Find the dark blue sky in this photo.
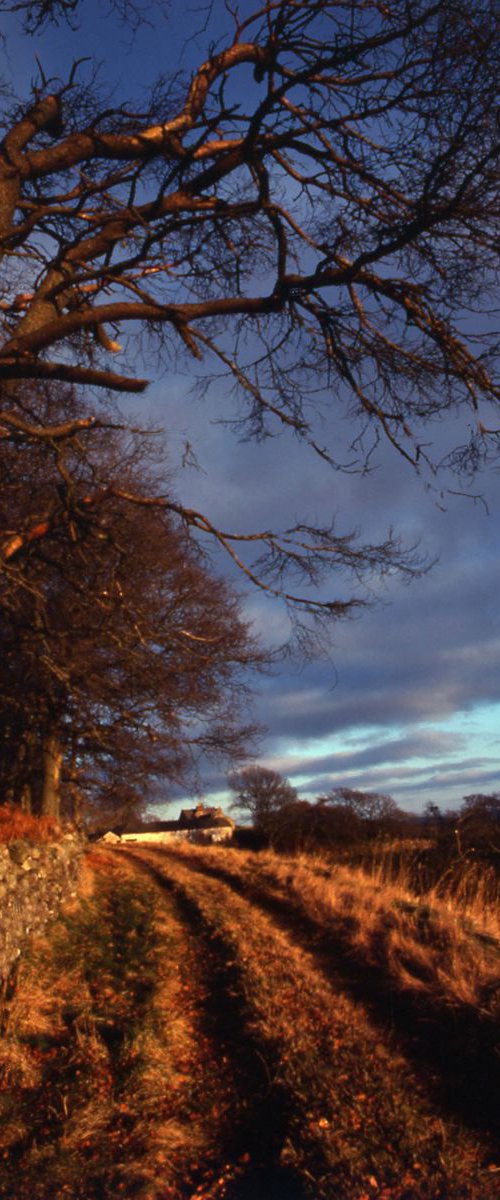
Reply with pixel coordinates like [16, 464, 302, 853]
[143, 367, 500, 813]
[3, 0, 499, 813]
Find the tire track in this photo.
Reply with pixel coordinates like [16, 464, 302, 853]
[144, 846, 500, 1148]
[124, 847, 498, 1200]
[121, 849, 309, 1200]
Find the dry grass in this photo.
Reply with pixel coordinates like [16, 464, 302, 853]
[0, 847, 246, 1200]
[0, 855, 168, 1196]
[140, 846, 499, 1200]
[168, 843, 500, 1022]
[3, 840, 499, 1198]
[0, 803, 61, 844]
[264, 851, 500, 1019]
[363, 842, 500, 932]
[114, 897, 236, 1198]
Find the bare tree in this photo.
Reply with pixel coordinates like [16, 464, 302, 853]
[320, 787, 400, 834]
[228, 765, 298, 833]
[457, 793, 500, 853]
[0, 0, 164, 31]
[0, 385, 263, 819]
[1, 0, 497, 636]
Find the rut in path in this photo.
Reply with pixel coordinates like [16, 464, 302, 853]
[126, 846, 500, 1200]
[123, 850, 309, 1200]
[147, 846, 500, 1148]
[3, 846, 497, 1198]
[0, 850, 307, 1200]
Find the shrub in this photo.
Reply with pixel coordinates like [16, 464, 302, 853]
[0, 804, 61, 844]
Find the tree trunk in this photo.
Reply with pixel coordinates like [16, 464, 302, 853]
[41, 731, 63, 819]
[19, 783, 32, 813]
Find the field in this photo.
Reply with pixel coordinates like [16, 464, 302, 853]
[0, 842, 499, 1199]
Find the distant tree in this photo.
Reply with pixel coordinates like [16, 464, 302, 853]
[267, 801, 315, 852]
[424, 802, 442, 823]
[228, 766, 298, 836]
[269, 799, 364, 852]
[316, 802, 366, 845]
[457, 793, 500, 853]
[318, 787, 402, 838]
[323, 787, 398, 823]
[422, 801, 449, 842]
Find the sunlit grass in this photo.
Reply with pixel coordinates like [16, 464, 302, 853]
[140, 846, 498, 1199]
[3, 840, 499, 1199]
[167, 842, 500, 1021]
[0, 850, 233, 1198]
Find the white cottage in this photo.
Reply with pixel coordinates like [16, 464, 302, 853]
[101, 804, 235, 846]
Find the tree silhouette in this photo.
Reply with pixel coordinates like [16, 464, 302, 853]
[228, 765, 298, 834]
[457, 793, 500, 852]
[0, 385, 262, 818]
[320, 787, 401, 835]
[1, 0, 497, 639]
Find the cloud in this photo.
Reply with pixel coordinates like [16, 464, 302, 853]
[266, 728, 468, 780]
[7, 0, 498, 821]
[142, 289, 500, 819]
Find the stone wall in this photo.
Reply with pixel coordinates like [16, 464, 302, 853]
[0, 833, 84, 983]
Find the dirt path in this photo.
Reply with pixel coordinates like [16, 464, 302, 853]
[141, 845, 500, 1144]
[0, 845, 498, 1200]
[0, 848, 307, 1200]
[125, 847, 500, 1200]
[124, 850, 310, 1200]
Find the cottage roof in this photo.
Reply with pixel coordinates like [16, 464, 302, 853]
[179, 803, 233, 827]
[119, 808, 234, 836]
